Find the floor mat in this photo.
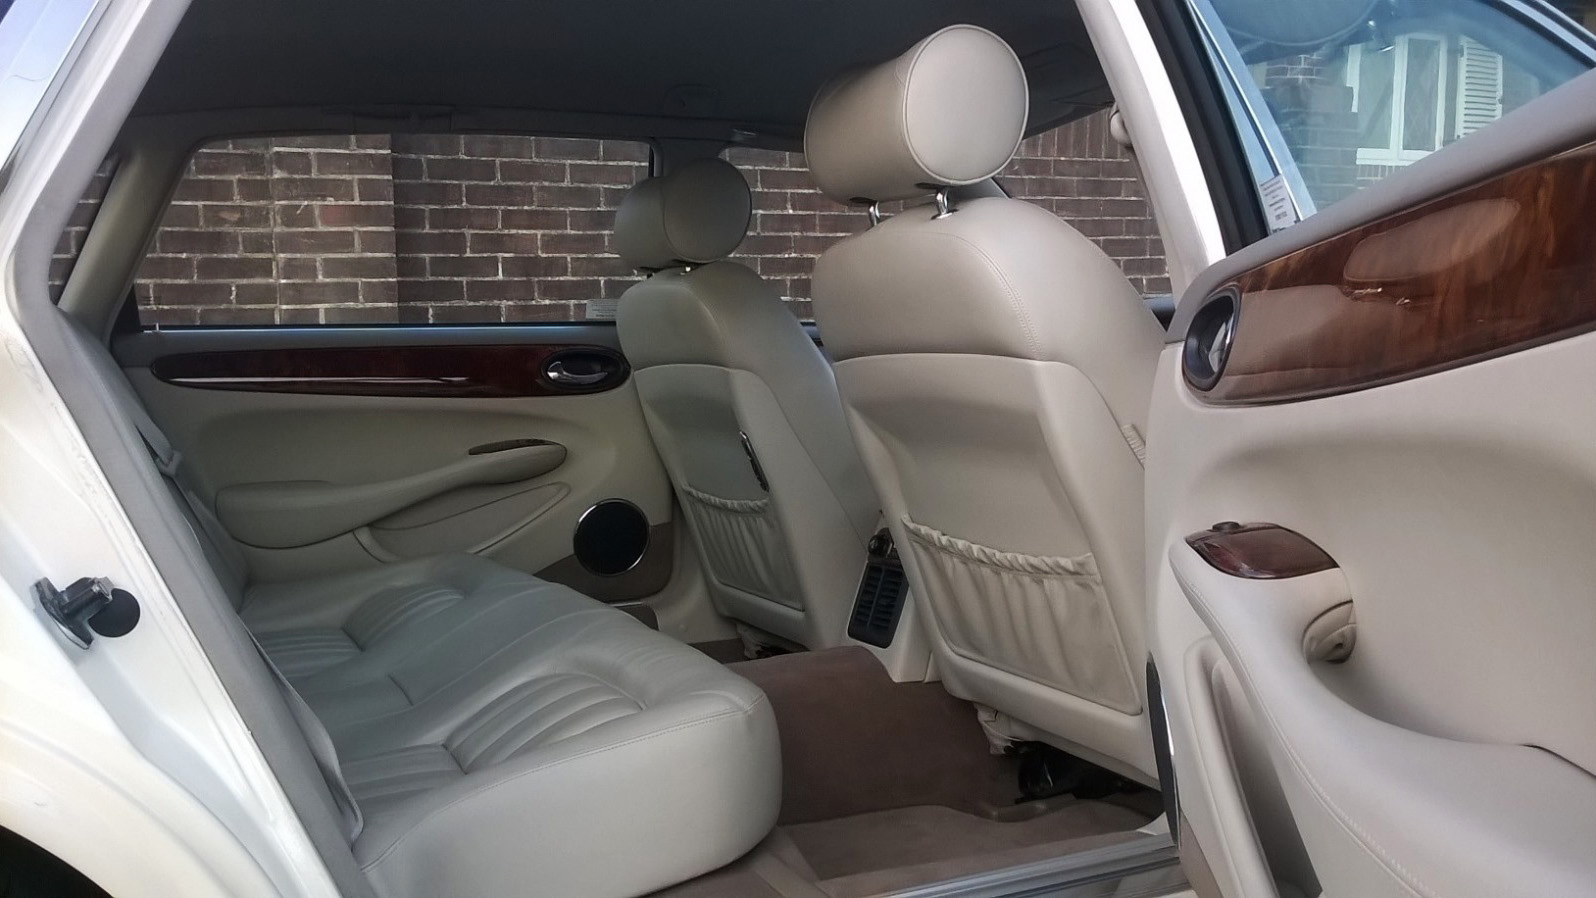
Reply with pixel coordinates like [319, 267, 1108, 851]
[784, 802, 1154, 882]
[728, 647, 1018, 824]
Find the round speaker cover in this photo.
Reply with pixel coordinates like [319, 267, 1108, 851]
[573, 500, 650, 576]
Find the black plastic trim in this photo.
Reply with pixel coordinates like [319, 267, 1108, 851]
[1147, 658, 1181, 846]
[1137, 0, 1270, 254]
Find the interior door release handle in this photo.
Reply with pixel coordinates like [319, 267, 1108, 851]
[545, 359, 609, 386]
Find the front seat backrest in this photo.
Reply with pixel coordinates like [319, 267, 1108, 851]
[805, 25, 1166, 780]
[615, 158, 878, 650]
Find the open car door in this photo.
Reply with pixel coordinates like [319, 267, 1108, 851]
[1141, 3, 1596, 895]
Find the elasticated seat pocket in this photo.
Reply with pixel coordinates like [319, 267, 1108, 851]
[680, 484, 804, 609]
[900, 517, 1138, 714]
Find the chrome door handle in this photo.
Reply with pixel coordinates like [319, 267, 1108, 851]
[545, 359, 609, 386]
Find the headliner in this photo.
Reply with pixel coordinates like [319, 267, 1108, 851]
[133, 0, 1111, 144]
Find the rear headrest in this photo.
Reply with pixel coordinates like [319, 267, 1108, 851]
[804, 25, 1028, 204]
[615, 157, 752, 270]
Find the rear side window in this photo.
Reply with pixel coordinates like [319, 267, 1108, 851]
[49, 158, 116, 302]
[724, 107, 1171, 318]
[134, 135, 650, 327]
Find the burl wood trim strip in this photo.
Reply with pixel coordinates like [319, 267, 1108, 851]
[150, 344, 629, 397]
[1202, 141, 1596, 404]
[1186, 523, 1338, 580]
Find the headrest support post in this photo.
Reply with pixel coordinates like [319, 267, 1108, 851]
[867, 202, 884, 227]
[932, 188, 954, 220]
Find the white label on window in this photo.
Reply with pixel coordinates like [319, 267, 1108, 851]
[1259, 175, 1298, 232]
[584, 299, 618, 321]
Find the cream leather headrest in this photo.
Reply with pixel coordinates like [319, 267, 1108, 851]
[615, 157, 752, 270]
[804, 25, 1028, 204]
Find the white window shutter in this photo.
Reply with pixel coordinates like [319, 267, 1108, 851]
[1454, 37, 1504, 139]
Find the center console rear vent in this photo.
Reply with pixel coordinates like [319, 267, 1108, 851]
[848, 529, 908, 648]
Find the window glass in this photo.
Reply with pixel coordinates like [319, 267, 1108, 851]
[134, 135, 650, 327]
[49, 157, 116, 302]
[1199, 0, 1595, 218]
[723, 107, 1171, 317]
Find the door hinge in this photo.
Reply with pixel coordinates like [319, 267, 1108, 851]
[34, 577, 141, 649]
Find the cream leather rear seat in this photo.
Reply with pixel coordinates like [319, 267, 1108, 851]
[68, 320, 781, 898]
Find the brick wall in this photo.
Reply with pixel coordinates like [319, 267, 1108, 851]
[53, 110, 1171, 325]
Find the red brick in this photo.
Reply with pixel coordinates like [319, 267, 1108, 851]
[465, 183, 537, 207]
[196, 257, 275, 280]
[424, 207, 499, 230]
[601, 141, 650, 163]
[428, 256, 499, 278]
[358, 230, 396, 254]
[172, 178, 236, 203]
[278, 281, 361, 304]
[425, 157, 499, 182]
[191, 151, 267, 177]
[397, 280, 465, 303]
[498, 160, 567, 183]
[468, 231, 540, 255]
[272, 177, 355, 202]
[397, 231, 466, 255]
[135, 256, 194, 280]
[201, 204, 273, 229]
[539, 232, 608, 255]
[320, 256, 397, 279]
[501, 208, 567, 230]
[567, 163, 639, 186]
[318, 203, 392, 228]
[534, 185, 601, 208]
[464, 279, 539, 301]
[314, 151, 390, 176]
[394, 181, 463, 206]
[270, 152, 313, 176]
[536, 278, 602, 300]
[356, 177, 393, 203]
[501, 256, 568, 278]
[535, 137, 605, 160]
[158, 229, 239, 254]
[274, 230, 356, 254]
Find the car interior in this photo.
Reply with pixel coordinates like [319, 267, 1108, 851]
[20, 0, 1596, 895]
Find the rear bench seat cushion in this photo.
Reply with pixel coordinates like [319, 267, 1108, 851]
[242, 555, 781, 898]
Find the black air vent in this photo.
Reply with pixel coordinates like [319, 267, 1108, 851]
[848, 531, 908, 648]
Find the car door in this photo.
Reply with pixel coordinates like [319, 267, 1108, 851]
[1139, 2, 1596, 896]
[71, 132, 684, 606]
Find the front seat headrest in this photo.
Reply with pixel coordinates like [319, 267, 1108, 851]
[615, 157, 752, 270]
[804, 24, 1028, 205]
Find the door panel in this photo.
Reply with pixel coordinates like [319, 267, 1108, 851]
[1148, 74, 1596, 898]
[113, 325, 675, 599]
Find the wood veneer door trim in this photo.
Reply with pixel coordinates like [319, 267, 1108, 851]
[148, 343, 629, 398]
[1187, 140, 1596, 405]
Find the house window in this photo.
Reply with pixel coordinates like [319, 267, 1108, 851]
[1344, 34, 1450, 166]
[1342, 35, 1505, 168]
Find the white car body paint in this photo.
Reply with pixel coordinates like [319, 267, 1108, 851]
[0, 0, 341, 893]
[1077, 0, 1227, 296]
